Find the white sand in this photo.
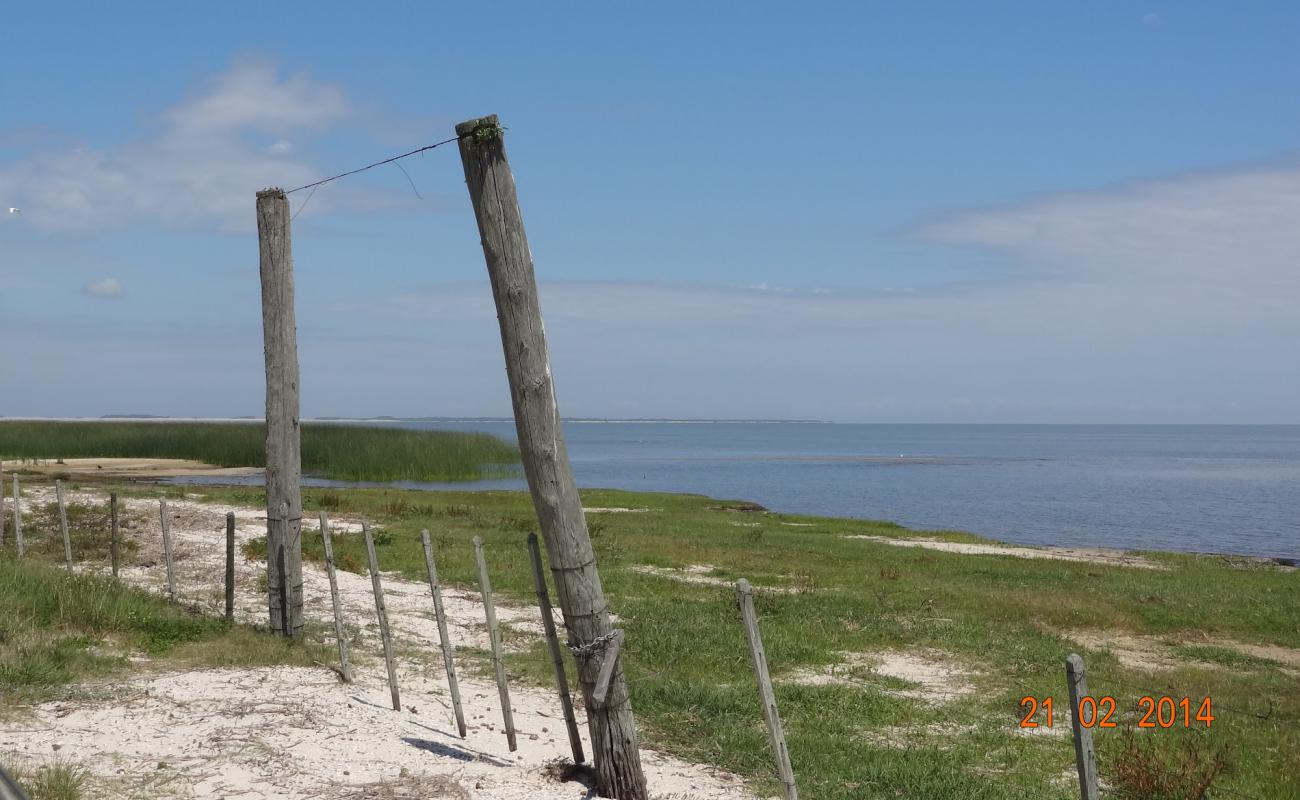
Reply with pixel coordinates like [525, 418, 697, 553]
[845, 535, 1164, 570]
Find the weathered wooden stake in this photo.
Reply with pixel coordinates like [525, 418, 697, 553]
[527, 532, 585, 764]
[12, 475, 22, 559]
[420, 529, 465, 736]
[736, 579, 798, 800]
[257, 187, 304, 638]
[319, 512, 354, 683]
[109, 492, 120, 577]
[1066, 653, 1100, 800]
[457, 114, 645, 797]
[1, 460, 6, 545]
[56, 480, 72, 569]
[473, 536, 517, 751]
[225, 513, 236, 621]
[159, 499, 177, 602]
[364, 523, 400, 710]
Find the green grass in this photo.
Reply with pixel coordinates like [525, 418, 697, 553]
[208, 484, 1300, 800]
[0, 555, 329, 708]
[2, 756, 89, 800]
[0, 420, 518, 481]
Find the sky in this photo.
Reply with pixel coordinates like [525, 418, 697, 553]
[2, 2, 1298, 423]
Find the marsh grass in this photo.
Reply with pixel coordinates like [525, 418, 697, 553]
[211, 484, 1300, 800]
[0, 421, 518, 482]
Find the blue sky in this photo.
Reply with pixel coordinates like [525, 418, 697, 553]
[2, 2, 1298, 422]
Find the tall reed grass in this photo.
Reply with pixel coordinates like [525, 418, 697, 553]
[0, 421, 518, 482]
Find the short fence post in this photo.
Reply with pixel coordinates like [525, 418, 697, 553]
[159, 499, 176, 602]
[1066, 653, 1100, 800]
[225, 513, 236, 622]
[0, 459, 6, 545]
[12, 475, 22, 559]
[735, 579, 798, 800]
[527, 531, 585, 764]
[473, 536, 517, 751]
[364, 523, 400, 710]
[109, 492, 120, 577]
[57, 480, 72, 569]
[420, 529, 466, 736]
[319, 512, 354, 683]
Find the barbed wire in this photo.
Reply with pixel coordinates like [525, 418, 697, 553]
[1091, 671, 1298, 725]
[285, 134, 465, 195]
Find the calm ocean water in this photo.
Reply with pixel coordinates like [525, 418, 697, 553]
[191, 422, 1300, 559]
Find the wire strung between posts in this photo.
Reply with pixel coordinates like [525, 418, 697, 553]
[1093, 672, 1297, 724]
[285, 134, 466, 195]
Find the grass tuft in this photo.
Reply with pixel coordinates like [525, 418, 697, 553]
[2, 756, 90, 800]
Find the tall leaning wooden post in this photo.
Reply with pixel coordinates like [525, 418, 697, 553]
[257, 188, 305, 638]
[457, 115, 648, 799]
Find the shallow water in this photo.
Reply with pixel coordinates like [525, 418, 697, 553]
[172, 422, 1300, 559]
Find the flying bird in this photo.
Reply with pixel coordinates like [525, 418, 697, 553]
[7, 208, 20, 214]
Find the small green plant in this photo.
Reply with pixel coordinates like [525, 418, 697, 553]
[472, 121, 505, 145]
[4, 756, 90, 800]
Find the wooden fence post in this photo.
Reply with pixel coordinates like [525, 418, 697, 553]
[12, 475, 22, 559]
[159, 499, 176, 602]
[364, 523, 400, 710]
[1, 460, 6, 545]
[109, 492, 120, 577]
[736, 579, 798, 800]
[319, 512, 354, 683]
[457, 114, 645, 797]
[257, 187, 304, 638]
[1066, 653, 1101, 800]
[225, 512, 236, 622]
[420, 529, 466, 736]
[527, 532, 585, 764]
[56, 480, 72, 569]
[473, 536, 517, 751]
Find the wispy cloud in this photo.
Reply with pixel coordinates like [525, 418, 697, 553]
[911, 158, 1300, 320]
[82, 277, 123, 298]
[0, 60, 385, 233]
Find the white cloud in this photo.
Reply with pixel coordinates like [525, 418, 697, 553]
[82, 277, 123, 298]
[0, 61, 362, 233]
[912, 159, 1300, 320]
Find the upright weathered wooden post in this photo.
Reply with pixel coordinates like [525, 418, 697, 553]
[0, 460, 6, 545]
[12, 474, 22, 559]
[109, 492, 120, 577]
[457, 114, 647, 799]
[225, 513, 236, 622]
[364, 523, 400, 711]
[528, 532, 585, 764]
[56, 481, 72, 569]
[1066, 654, 1100, 800]
[319, 512, 354, 683]
[474, 536, 517, 752]
[257, 188, 304, 638]
[736, 579, 798, 800]
[420, 529, 465, 736]
[159, 499, 177, 602]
